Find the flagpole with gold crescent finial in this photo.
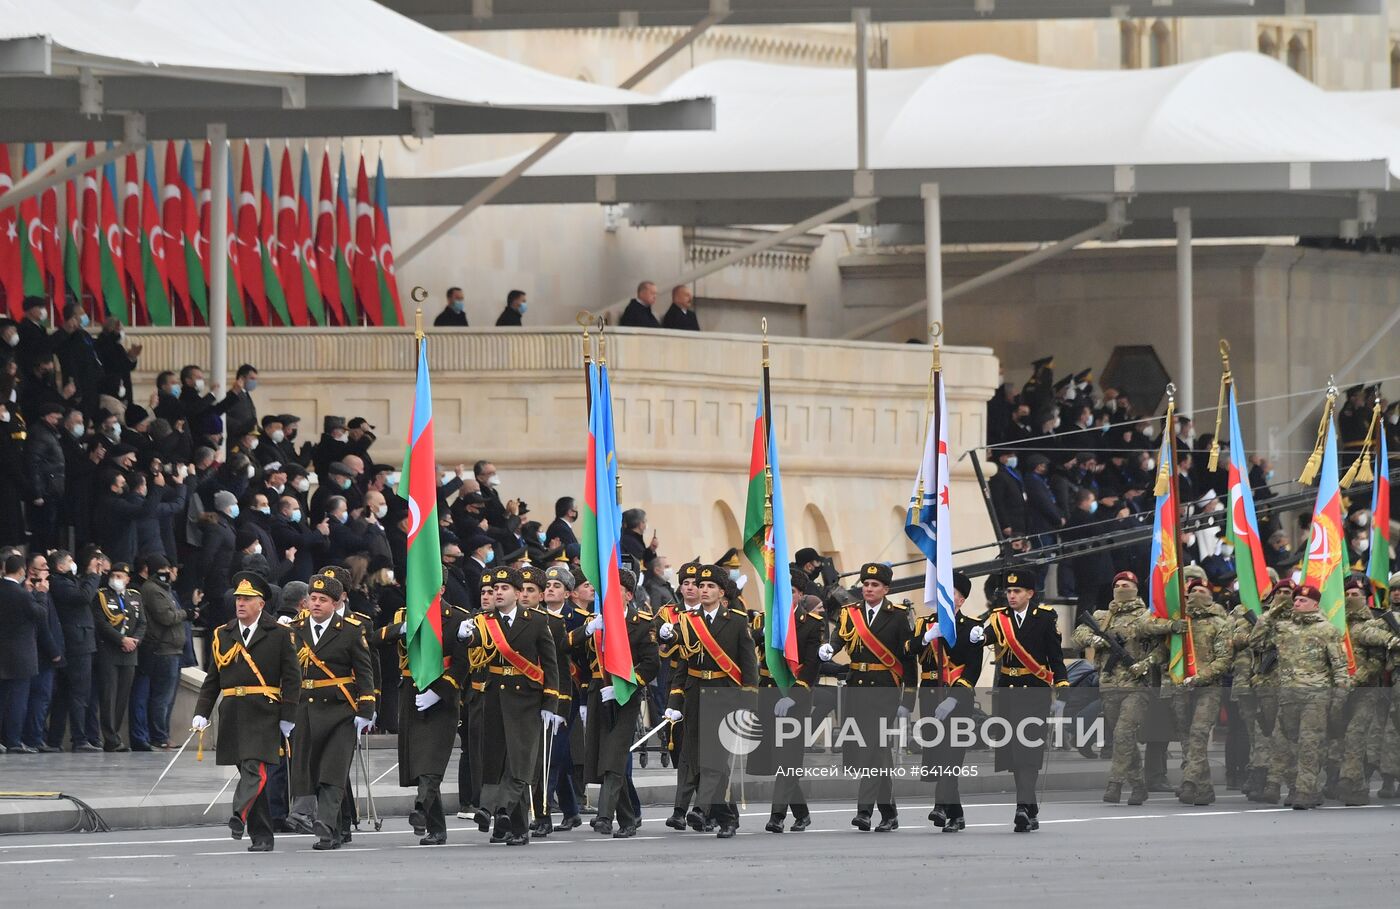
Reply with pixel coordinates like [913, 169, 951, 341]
[577, 310, 594, 414]
[761, 317, 774, 528]
[1207, 340, 1231, 473]
[1299, 378, 1339, 487]
[1341, 397, 1381, 489]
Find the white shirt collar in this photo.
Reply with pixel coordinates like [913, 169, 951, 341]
[335, 604, 345, 617]
[239, 620, 258, 637]
[499, 606, 518, 623]
[703, 606, 719, 621]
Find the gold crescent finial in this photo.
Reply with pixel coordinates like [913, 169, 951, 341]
[410, 286, 428, 304]
[575, 310, 594, 328]
[930, 322, 943, 341]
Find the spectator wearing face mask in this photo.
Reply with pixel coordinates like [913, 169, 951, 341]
[434, 286, 468, 327]
[134, 554, 186, 751]
[94, 317, 141, 405]
[548, 496, 579, 548]
[324, 494, 373, 565]
[311, 460, 357, 524]
[495, 290, 527, 327]
[94, 466, 160, 565]
[312, 416, 351, 479]
[132, 463, 188, 564]
[1064, 489, 1115, 614]
[273, 495, 329, 583]
[51, 303, 103, 419]
[987, 448, 1028, 545]
[25, 400, 67, 552]
[0, 397, 29, 548]
[193, 489, 239, 610]
[346, 418, 376, 463]
[215, 364, 259, 441]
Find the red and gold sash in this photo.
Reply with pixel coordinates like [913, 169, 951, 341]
[483, 614, 545, 684]
[683, 613, 743, 686]
[993, 611, 1054, 685]
[849, 607, 903, 682]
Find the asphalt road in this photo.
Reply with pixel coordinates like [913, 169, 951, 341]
[2, 792, 1397, 906]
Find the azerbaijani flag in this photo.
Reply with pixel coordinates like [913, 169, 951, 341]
[40, 144, 63, 308]
[296, 147, 325, 326]
[743, 385, 797, 687]
[139, 149, 170, 325]
[403, 336, 445, 689]
[373, 154, 402, 326]
[1369, 428, 1391, 600]
[179, 142, 208, 323]
[162, 141, 190, 323]
[1149, 431, 1192, 681]
[580, 361, 637, 704]
[335, 149, 357, 325]
[1302, 410, 1355, 674]
[1225, 385, 1269, 614]
[99, 154, 126, 323]
[63, 157, 80, 309]
[904, 368, 959, 649]
[121, 152, 143, 320]
[259, 145, 291, 326]
[19, 144, 45, 300]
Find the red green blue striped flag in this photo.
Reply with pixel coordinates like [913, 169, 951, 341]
[1303, 411, 1355, 674]
[403, 336, 444, 688]
[742, 384, 796, 687]
[1149, 429, 1191, 681]
[1224, 385, 1269, 614]
[1368, 428, 1391, 600]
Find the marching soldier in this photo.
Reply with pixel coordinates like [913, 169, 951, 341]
[660, 561, 704, 828]
[1336, 576, 1399, 804]
[1172, 575, 1232, 806]
[1252, 583, 1350, 808]
[92, 562, 145, 752]
[571, 568, 660, 837]
[384, 584, 471, 845]
[825, 562, 918, 833]
[1375, 572, 1400, 798]
[522, 564, 571, 836]
[766, 576, 827, 833]
[192, 571, 302, 852]
[662, 564, 759, 838]
[457, 569, 495, 827]
[289, 573, 377, 849]
[983, 568, 1068, 832]
[918, 571, 988, 830]
[1245, 578, 1293, 802]
[1225, 568, 1277, 799]
[460, 566, 564, 845]
[1070, 570, 1178, 806]
[540, 564, 583, 831]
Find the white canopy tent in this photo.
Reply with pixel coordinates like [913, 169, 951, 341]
[0, 0, 715, 404]
[390, 52, 1400, 413]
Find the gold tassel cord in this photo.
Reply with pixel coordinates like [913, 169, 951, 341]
[1340, 400, 1381, 489]
[1297, 381, 1338, 487]
[1207, 340, 1231, 473]
[1154, 387, 1176, 497]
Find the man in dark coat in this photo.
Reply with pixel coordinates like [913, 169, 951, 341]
[46, 551, 101, 752]
[663, 564, 760, 838]
[50, 303, 104, 418]
[0, 554, 47, 751]
[988, 449, 1028, 541]
[765, 583, 828, 833]
[662, 285, 700, 331]
[24, 400, 66, 552]
[1064, 489, 1116, 615]
[0, 396, 30, 548]
[193, 571, 302, 852]
[93, 466, 160, 565]
[494, 290, 526, 326]
[571, 569, 659, 837]
[93, 317, 140, 404]
[461, 566, 563, 846]
[289, 574, 376, 849]
[91, 561, 146, 752]
[433, 287, 468, 327]
[618, 281, 661, 328]
[216, 364, 259, 441]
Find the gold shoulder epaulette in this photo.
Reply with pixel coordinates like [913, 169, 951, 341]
[393, 607, 406, 624]
[343, 614, 362, 626]
[1037, 605, 1056, 614]
[889, 600, 909, 611]
[633, 609, 654, 622]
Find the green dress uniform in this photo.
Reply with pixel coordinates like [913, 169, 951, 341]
[829, 565, 918, 831]
[917, 610, 986, 830]
[466, 569, 562, 844]
[531, 601, 574, 833]
[192, 576, 302, 850]
[767, 600, 828, 831]
[91, 579, 146, 751]
[983, 569, 1068, 831]
[384, 600, 470, 842]
[290, 603, 376, 848]
[666, 569, 759, 836]
[658, 598, 702, 825]
[572, 603, 659, 834]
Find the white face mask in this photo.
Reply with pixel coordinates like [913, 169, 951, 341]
[250, 542, 262, 555]
[270, 429, 285, 443]
[248, 438, 258, 450]
[70, 423, 85, 439]
[1357, 537, 1371, 553]
[384, 570, 395, 584]
[1144, 458, 1156, 472]
[194, 378, 206, 393]
[386, 471, 401, 487]
[1142, 424, 1157, 440]
[109, 577, 126, 592]
[3, 332, 16, 347]
[375, 504, 388, 519]
[293, 477, 310, 493]
[245, 464, 256, 479]
[1355, 512, 1370, 527]
[488, 474, 501, 487]
[332, 430, 348, 443]
[290, 509, 302, 523]
[663, 568, 677, 585]
[0, 410, 8, 422]
[336, 511, 349, 524]
[1389, 412, 1399, 426]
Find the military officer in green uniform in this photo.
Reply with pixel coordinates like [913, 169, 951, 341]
[765, 573, 828, 833]
[92, 562, 145, 752]
[192, 571, 302, 852]
[664, 564, 759, 838]
[289, 573, 377, 849]
[460, 566, 564, 845]
[983, 568, 1069, 832]
[521, 564, 571, 836]
[826, 562, 918, 833]
[1336, 575, 1400, 804]
[658, 560, 703, 828]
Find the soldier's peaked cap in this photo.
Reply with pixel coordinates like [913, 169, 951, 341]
[231, 571, 270, 599]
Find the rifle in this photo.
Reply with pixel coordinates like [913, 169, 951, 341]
[1076, 610, 1135, 677]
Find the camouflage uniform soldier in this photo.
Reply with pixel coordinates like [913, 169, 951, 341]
[1374, 572, 1400, 798]
[1253, 584, 1351, 808]
[1070, 571, 1179, 805]
[1224, 566, 1277, 797]
[1244, 579, 1293, 801]
[1338, 576, 1400, 804]
[1171, 577, 1232, 806]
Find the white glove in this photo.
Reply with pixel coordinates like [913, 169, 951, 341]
[457, 620, 473, 641]
[664, 708, 683, 723]
[922, 626, 938, 645]
[601, 685, 616, 703]
[586, 615, 603, 636]
[279, 720, 295, 738]
[774, 696, 795, 718]
[896, 705, 912, 722]
[934, 697, 957, 721]
[354, 716, 374, 736]
[1051, 700, 1066, 718]
[276, 614, 292, 626]
[579, 706, 588, 726]
[817, 643, 834, 662]
[1181, 675, 1198, 689]
[659, 622, 675, 641]
[399, 622, 407, 635]
[415, 690, 441, 712]
[541, 710, 565, 732]
[734, 575, 748, 591]
[968, 626, 985, 644]
[191, 715, 209, 731]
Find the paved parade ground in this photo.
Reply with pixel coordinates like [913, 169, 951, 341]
[1, 793, 1397, 906]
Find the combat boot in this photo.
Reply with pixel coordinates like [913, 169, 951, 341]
[1126, 784, 1148, 806]
[1102, 782, 1122, 804]
[1378, 775, 1398, 799]
[1192, 786, 1216, 806]
[1176, 782, 1197, 805]
[1258, 781, 1281, 805]
[1339, 779, 1369, 807]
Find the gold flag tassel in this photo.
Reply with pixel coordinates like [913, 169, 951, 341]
[1154, 387, 1176, 497]
[1340, 399, 1381, 488]
[1298, 381, 1338, 487]
[1206, 341, 1231, 473]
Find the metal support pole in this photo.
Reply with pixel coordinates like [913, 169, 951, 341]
[854, 7, 870, 175]
[208, 123, 229, 451]
[1175, 206, 1193, 419]
[923, 182, 942, 335]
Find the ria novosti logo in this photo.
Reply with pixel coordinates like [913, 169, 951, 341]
[716, 708, 763, 757]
